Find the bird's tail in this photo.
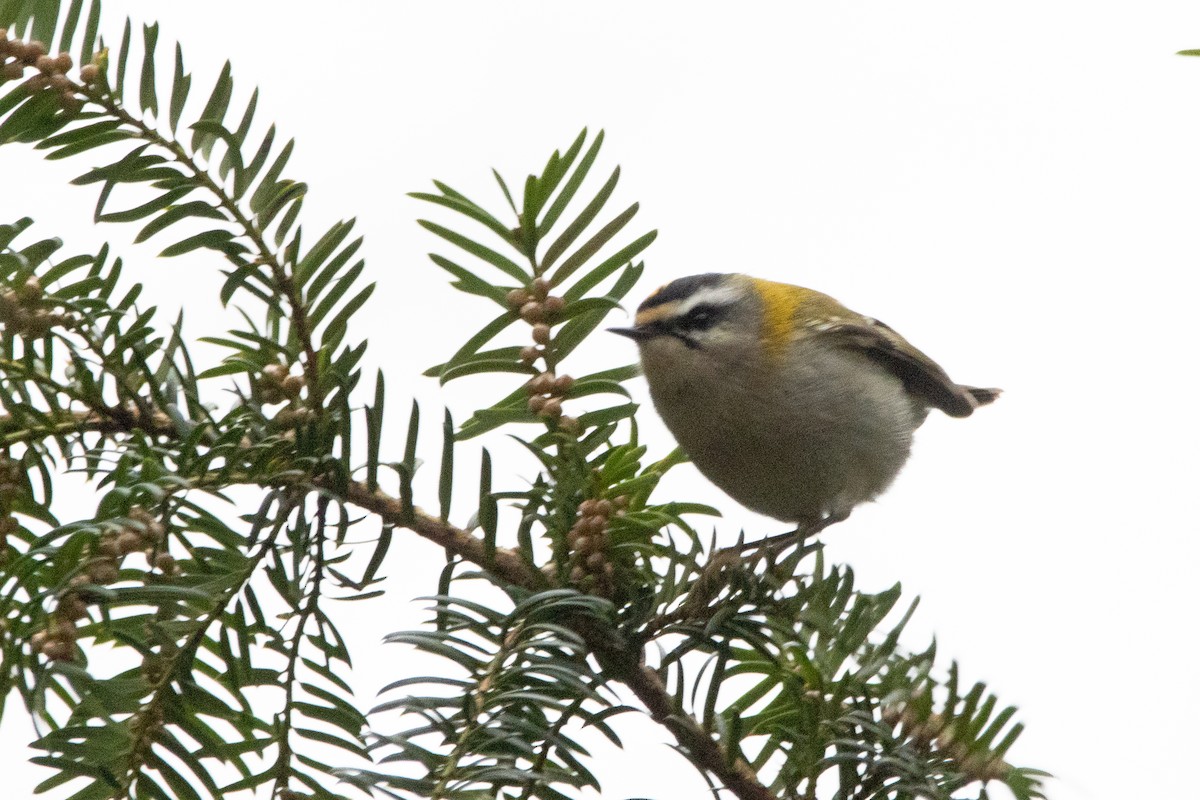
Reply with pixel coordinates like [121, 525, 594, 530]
[965, 386, 1003, 408]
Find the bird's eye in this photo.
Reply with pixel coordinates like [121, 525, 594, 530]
[680, 304, 720, 331]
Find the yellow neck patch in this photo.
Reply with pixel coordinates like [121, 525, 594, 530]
[750, 278, 809, 359]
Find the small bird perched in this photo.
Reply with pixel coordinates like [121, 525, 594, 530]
[610, 273, 999, 538]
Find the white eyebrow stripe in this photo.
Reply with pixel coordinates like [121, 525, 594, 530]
[674, 284, 741, 316]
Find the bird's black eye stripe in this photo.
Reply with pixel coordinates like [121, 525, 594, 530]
[678, 303, 721, 331]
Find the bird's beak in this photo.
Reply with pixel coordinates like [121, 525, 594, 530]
[607, 326, 654, 342]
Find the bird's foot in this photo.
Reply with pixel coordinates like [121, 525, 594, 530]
[727, 510, 851, 561]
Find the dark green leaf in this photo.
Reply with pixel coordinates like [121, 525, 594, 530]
[135, 201, 227, 243]
[191, 60, 232, 158]
[562, 231, 656, 302]
[189, 119, 244, 176]
[159, 228, 237, 258]
[409, 192, 516, 248]
[139, 22, 159, 115]
[418, 219, 528, 283]
[114, 17, 132, 100]
[437, 358, 532, 385]
[169, 42, 191, 133]
[542, 166, 619, 271]
[439, 409, 454, 521]
[457, 407, 538, 440]
[538, 129, 604, 236]
[430, 254, 512, 306]
[550, 202, 638, 287]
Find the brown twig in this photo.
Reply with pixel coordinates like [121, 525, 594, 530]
[341, 484, 778, 800]
[340, 480, 543, 590]
[1, 406, 782, 800]
[575, 621, 777, 800]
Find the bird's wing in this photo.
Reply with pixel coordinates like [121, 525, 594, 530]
[808, 316, 992, 417]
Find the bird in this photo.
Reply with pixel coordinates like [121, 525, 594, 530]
[609, 273, 999, 541]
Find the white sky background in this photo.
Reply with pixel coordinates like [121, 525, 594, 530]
[2, 1, 1200, 798]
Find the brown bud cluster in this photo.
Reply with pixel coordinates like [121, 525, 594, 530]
[883, 702, 1010, 784]
[0, 454, 24, 507]
[259, 364, 313, 426]
[507, 277, 568, 361]
[258, 363, 306, 405]
[274, 406, 317, 427]
[138, 652, 167, 684]
[511, 282, 579, 432]
[0, 453, 26, 563]
[566, 496, 628, 596]
[507, 278, 584, 433]
[79, 506, 171, 581]
[0, 30, 93, 112]
[519, 345, 542, 366]
[128, 702, 164, 739]
[0, 511, 17, 561]
[29, 619, 77, 662]
[30, 507, 178, 662]
[525, 369, 576, 426]
[0, 277, 72, 338]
